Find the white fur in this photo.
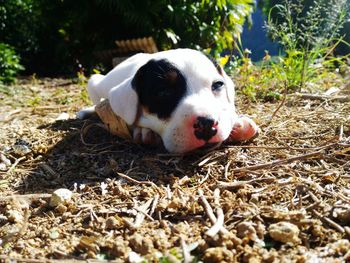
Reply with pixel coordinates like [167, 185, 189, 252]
[78, 48, 238, 153]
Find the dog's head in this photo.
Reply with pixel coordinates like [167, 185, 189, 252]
[109, 49, 238, 153]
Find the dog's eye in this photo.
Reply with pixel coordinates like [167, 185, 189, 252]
[211, 81, 224, 92]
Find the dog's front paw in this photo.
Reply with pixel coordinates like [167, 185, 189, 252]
[227, 116, 259, 143]
[133, 127, 162, 145]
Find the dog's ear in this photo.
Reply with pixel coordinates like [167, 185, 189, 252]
[108, 77, 139, 125]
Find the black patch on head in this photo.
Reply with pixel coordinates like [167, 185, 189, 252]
[131, 59, 187, 119]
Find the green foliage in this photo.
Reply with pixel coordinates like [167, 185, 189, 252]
[264, 0, 349, 90]
[234, 0, 350, 101]
[94, 0, 254, 55]
[233, 49, 284, 101]
[0, 0, 40, 62]
[260, 0, 350, 56]
[0, 0, 254, 75]
[159, 247, 183, 263]
[0, 43, 24, 84]
[233, 47, 345, 102]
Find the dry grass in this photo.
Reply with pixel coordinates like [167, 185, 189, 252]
[0, 77, 350, 262]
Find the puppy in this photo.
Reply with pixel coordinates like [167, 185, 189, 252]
[77, 48, 240, 153]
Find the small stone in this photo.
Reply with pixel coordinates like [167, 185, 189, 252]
[12, 144, 31, 156]
[326, 239, 350, 255]
[78, 236, 99, 253]
[7, 210, 24, 223]
[50, 188, 73, 207]
[0, 163, 7, 171]
[129, 233, 154, 255]
[55, 204, 68, 214]
[255, 221, 267, 239]
[268, 221, 300, 244]
[236, 221, 258, 241]
[203, 247, 234, 263]
[50, 229, 60, 239]
[0, 153, 11, 166]
[105, 216, 119, 230]
[332, 206, 350, 224]
[109, 237, 129, 258]
[128, 251, 144, 263]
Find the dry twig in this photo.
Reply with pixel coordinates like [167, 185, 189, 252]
[291, 93, 350, 102]
[266, 82, 287, 126]
[230, 150, 323, 173]
[6, 156, 26, 174]
[116, 172, 156, 187]
[205, 207, 225, 237]
[198, 189, 229, 235]
[181, 238, 192, 263]
[312, 209, 345, 233]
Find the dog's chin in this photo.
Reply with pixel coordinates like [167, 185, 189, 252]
[165, 141, 222, 155]
[181, 141, 223, 155]
[197, 141, 222, 152]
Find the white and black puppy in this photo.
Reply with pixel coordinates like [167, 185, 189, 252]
[77, 48, 239, 153]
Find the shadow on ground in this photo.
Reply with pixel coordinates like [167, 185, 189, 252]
[19, 116, 210, 194]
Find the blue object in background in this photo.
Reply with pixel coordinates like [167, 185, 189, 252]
[241, 6, 281, 61]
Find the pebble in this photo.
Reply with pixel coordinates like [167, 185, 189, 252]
[78, 236, 99, 253]
[332, 206, 350, 224]
[268, 221, 300, 244]
[0, 153, 11, 166]
[0, 163, 7, 171]
[105, 216, 119, 230]
[50, 229, 60, 239]
[55, 204, 68, 214]
[203, 247, 234, 263]
[129, 233, 154, 255]
[49, 188, 73, 207]
[12, 144, 31, 156]
[128, 251, 144, 263]
[7, 210, 24, 223]
[236, 221, 258, 240]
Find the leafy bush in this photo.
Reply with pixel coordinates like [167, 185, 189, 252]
[0, 0, 39, 66]
[93, 0, 255, 55]
[264, 0, 349, 90]
[260, 0, 350, 56]
[1, 0, 255, 75]
[233, 0, 349, 101]
[0, 43, 24, 84]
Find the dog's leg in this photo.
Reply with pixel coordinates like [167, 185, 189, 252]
[76, 106, 96, 119]
[76, 74, 106, 119]
[227, 116, 259, 142]
[133, 127, 162, 145]
[87, 74, 105, 104]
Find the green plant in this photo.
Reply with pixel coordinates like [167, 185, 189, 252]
[0, 0, 40, 66]
[0, 43, 24, 84]
[159, 248, 183, 263]
[1, 0, 255, 75]
[265, 0, 350, 90]
[233, 48, 284, 101]
[96, 0, 255, 57]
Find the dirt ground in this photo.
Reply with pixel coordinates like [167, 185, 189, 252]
[0, 77, 350, 262]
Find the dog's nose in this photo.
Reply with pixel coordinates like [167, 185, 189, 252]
[193, 116, 218, 141]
